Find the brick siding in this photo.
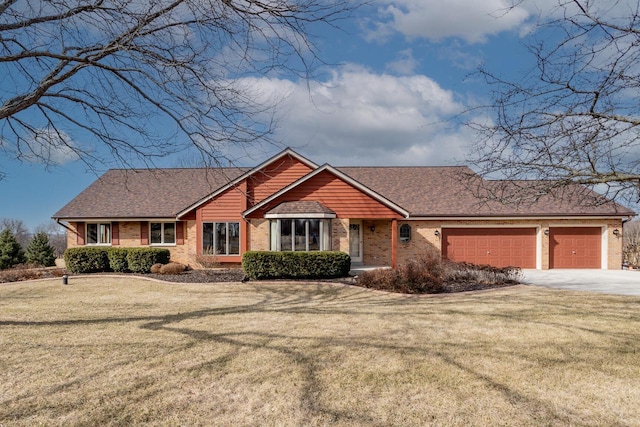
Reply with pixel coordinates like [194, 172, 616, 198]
[65, 217, 624, 270]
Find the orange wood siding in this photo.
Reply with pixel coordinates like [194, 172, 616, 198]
[197, 182, 246, 263]
[200, 186, 244, 221]
[247, 155, 313, 205]
[248, 170, 402, 219]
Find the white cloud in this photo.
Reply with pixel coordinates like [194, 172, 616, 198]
[21, 129, 80, 165]
[237, 65, 475, 166]
[370, 0, 531, 43]
[367, 0, 640, 43]
[385, 49, 418, 75]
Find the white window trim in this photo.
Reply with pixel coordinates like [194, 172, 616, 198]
[269, 219, 331, 252]
[150, 222, 177, 246]
[202, 221, 240, 256]
[86, 222, 112, 246]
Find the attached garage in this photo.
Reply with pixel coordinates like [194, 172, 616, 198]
[549, 227, 602, 269]
[442, 228, 537, 268]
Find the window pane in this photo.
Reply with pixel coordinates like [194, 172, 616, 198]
[203, 223, 214, 254]
[229, 222, 240, 255]
[400, 224, 411, 242]
[215, 223, 227, 255]
[295, 219, 306, 251]
[87, 224, 97, 244]
[270, 220, 278, 251]
[150, 223, 162, 244]
[308, 220, 320, 251]
[321, 220, 331, 251]
[280, 219, 292, 251]
[164, 223, 175, 244]
[100, 224, 111, 244]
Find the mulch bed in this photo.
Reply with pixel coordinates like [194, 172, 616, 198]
[143, 268, 247, 283]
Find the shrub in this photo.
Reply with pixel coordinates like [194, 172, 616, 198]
[356, 252, 522, 294]
[357, 255, 446, 294]
[194, 254, 220, 269]
[0, 229, 26, 270]
[243, 251, 351, 280]
[0, 265, 68, 283]
[126, 248, 170, 273]
[443, 262, 522, 286]
[25, 232, 56, 267]
[160, 262, 187, 275]
[107, 248, 129, 272]
[64, 247, 110, 273]
[64, 247, 170, 274]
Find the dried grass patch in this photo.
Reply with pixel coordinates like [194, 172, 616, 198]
[1, 278, 639, 426]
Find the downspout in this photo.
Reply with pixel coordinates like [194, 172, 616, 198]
[54, 218, 73, 233]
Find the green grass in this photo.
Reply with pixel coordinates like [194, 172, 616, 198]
[1, 277, 639, 426]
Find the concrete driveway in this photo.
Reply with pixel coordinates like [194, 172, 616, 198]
[522, 269, 640, 296]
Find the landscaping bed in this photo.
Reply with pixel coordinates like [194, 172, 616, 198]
[144, 268, 246, 283]
[2, 263, 520, 294]
[355, 254, 522, 294]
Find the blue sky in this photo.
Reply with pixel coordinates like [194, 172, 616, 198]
[0, 0, 580, 230]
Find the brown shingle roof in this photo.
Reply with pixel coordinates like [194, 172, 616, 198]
[53, 163, 635, 220]
[337, 166, 635, 217]
[53, 168, 248, 219]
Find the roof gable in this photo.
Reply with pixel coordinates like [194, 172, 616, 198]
[177, 148, 317, 218]
[244, 164, 409, 219]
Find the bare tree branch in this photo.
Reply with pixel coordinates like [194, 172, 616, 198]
[467, 0, 640, 207]
[0, 0, 357, 174]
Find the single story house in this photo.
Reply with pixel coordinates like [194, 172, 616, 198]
[53, 149, 635, 270]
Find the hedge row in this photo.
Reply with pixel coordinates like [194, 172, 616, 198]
[242, 251, 351, 280]
[64, 247, 171, 274]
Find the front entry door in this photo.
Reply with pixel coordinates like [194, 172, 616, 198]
[349, 221, 363, 263]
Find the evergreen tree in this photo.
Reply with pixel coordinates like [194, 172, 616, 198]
[25, 232, 56, 267]
[0, 229, 26, 270]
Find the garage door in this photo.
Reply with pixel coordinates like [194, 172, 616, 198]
[442, 228, 536, 268]
[549, 227, 601, 269]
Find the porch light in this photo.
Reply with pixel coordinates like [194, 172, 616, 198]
[544, 229, 550, 236]
[370, 225, 376, 232]
[434, 230, 440, 238]
[613, 229, 620, 236]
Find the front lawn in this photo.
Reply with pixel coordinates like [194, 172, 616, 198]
[1, 278, 639, 425]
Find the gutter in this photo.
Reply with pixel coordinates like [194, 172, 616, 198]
[54, 218, 74, 233]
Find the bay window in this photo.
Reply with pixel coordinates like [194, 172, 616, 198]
[270, 219, 331, 251]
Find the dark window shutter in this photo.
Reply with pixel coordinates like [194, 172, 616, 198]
[76, 222, 85, 245]
[140, 221, 149, 245]
[112, 222, 120, 245]
[176, 221, 185, 245]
